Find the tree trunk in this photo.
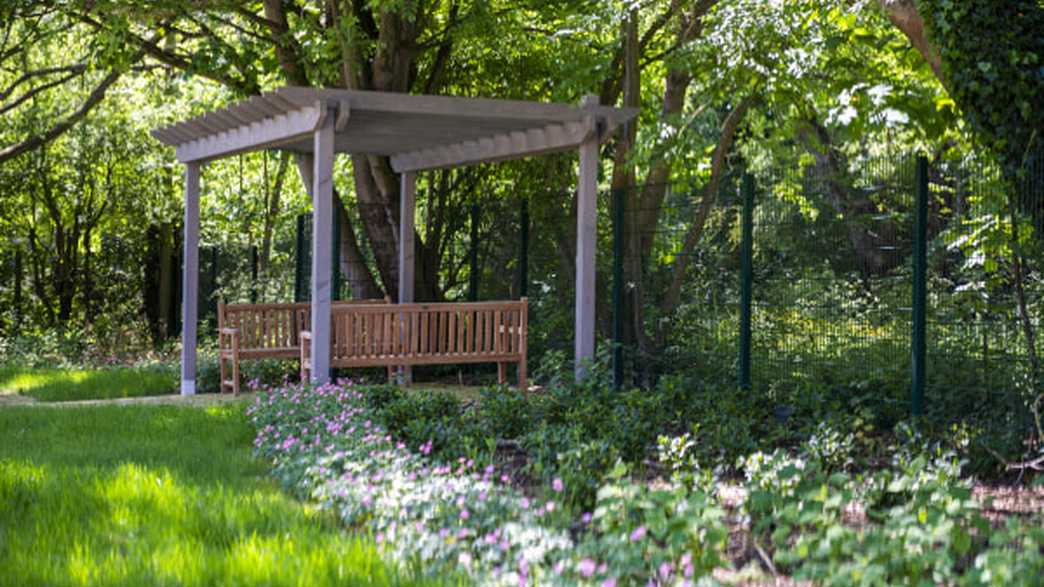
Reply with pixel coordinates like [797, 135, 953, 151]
[260, 151, 290, 274]
[293, 154, 383, 299]
[608, 11, 644, 353]
[800, 117, 900, 275]
[157, 223, 174, 340]
[143, 224, 162, 346]
[877, 0, 946, 87]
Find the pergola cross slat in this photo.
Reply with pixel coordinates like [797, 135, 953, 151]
[151, 86, 637, 393]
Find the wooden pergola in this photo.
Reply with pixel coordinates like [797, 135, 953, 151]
[152, 87, 637, 394]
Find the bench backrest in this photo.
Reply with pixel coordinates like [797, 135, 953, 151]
[330, 299, 527, 361]
[219, 298, 388, 351]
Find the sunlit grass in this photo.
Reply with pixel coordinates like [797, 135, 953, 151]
[0, 403, 444, 587]
[0, 365, 175, 401]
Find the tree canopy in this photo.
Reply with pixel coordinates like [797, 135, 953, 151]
[0, 0, 1041, 350]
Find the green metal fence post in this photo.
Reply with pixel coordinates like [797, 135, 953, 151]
[173, 231, 182, 337]
[250, 245, 258, 304]
[738, 174, 754, 390]
[294, 214, 305, 302]
[332, 209, 341, 301]
[13, 249, 22, 335]
[469, 204, 480, 302]
[519, 199, 529, 298]
[209, 246, 219, 331]
[912, 155, 928, 417]
[612, 187, 625, 390]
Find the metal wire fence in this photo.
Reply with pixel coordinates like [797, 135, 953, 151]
[608, 148, 1044, 425]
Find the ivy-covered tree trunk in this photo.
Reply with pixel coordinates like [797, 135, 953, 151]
[884, 0, 1044, 440]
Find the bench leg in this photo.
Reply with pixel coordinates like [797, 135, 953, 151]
[231, 353, 240, 395]
[518, 359, 526, 391]
[219, 354, 228, 393]
[497, 362, 506, 385]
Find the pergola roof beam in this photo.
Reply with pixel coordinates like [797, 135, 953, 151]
[173, 103, 326, 163]
[390, 119, 596, 172]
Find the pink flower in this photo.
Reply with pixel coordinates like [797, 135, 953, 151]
[630, 526, 646, 542]
[581, 512, 593, 524]
[419, 440, 433, 455]
[602, 579, 617, 587]
[578, 558, 597, 578]
[552, 477, 564, 492]
[460, 509, 470, 520]
[659, 561, 673, 579]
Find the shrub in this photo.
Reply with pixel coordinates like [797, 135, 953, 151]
[249, 380, 1044, 586]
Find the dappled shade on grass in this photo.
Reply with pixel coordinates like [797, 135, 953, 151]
[0, 365, 175, 401]
[0, 403, 435, 587]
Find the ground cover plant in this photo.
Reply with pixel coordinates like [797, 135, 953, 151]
[0, 364, 176, 401]
[251, 379, 1044, 586]
[0, 403, 436, 587]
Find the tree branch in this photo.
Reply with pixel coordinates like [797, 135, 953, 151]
[878, 0, 946, 88]
[659, 96, 755, 318]
[0, 66, 124, 164]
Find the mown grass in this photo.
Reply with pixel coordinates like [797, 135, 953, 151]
[0, 403, 442, 587]
[0, 365, 176, 401]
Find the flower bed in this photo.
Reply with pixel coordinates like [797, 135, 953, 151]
[248, 381, 727, 586]
[249, 381, 1044, 586]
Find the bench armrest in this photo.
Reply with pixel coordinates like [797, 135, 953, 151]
[218, 327, 240, 351]
[300, 330, 311, 341]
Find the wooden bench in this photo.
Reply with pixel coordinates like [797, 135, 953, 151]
[217, 298, 387, 394]
[300, 299, 528, 388]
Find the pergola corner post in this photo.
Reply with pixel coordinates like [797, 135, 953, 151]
[309, 110, 335, 384]
[575, 95, 601, 380]
[180, 161, 201, 395]
[398, 171, 417, 384]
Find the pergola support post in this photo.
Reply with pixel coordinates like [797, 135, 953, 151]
[309, 113, 335, 384]
[398, 171, 416, 384]
[180, 162, 201, 395]
[575, 96, 600, 380]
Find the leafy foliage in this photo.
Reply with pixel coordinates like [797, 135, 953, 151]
[251, 379, 1044, 585]
[919, 0, 1044, 177]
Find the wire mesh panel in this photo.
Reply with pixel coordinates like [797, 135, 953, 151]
[922, 153, 1044, 435]
[748, 153, 915, 415]
[611, 147, 1044, 433]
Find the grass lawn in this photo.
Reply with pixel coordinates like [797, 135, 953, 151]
[0, 365, 176, 401]
[0, 403, 440, 587]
